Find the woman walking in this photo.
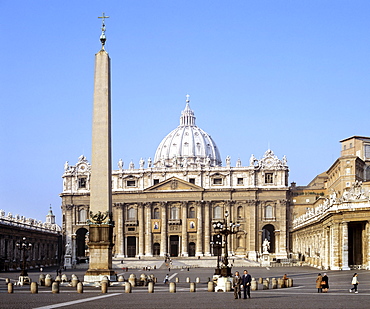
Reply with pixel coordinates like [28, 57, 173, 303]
[316, 273, 323, 293]
[349, 273, 359, 293]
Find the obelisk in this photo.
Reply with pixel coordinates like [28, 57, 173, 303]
[84, 13, 115, 282]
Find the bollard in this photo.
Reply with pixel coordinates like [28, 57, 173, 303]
[288, 278, 293, 287]
[55, 275, 61, 282]
[225, 280, 231, 292]
[5, 278, 10, 284]
[258, 277, 263, 284]
[251, 278, 258, 291]
[7, 282, 14, 294]
[101, 282, 108, 294]
[52, 282, 60, 294]
[195, 277, 200, 283]
[30, 282, 38, 294]
[278, 278, 285, 288]
[61, 274, 68, 282]
[190, 282, 196, 292]
[39, 274, 45, 286]
[71, 278, 79, 288]
[125, 282, 132, 293]
[175, 277, 179, 283]
[169, 282, 176, 293]
[118, 275, 125, 282]
[45, 274, 52, 287]
[77, 282, 83, 293]
[263, 279, 269, 290]
[128, 274, 136, 287]
[101, 276, 109, 287]
[148, 281, 154, 293]
[186, 277, 190, 283]
[272, 278, 277, 289]
[208, 281, 214, 292]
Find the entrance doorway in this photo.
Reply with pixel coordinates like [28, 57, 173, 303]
[127, 236, 136, 257]
[153, 243, 160, 256]
[188, 242, 196, 256]
[170, 235, 179, 257]
[76, 228, 88, 263]
[261, 224, 275, 253]
[348, 222, 364, 266]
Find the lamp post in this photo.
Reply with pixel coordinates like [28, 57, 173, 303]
[210, 234, 222, 275]
[212, 211, 240, 277]
[16, 237, 32, 277]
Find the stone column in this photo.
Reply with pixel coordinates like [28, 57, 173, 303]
[160, 202, 168, 256]
[341, 221, 350, 270]
[114, 204, 125, 257]
[145, 203, 153, 256]
[331, 223, 340, 270]
[181, 202, 188, 257]
[204, 201, 211, 256]
[138, 203, 144, 257]
[324, 227, 330, 270]
[196, 201, 203, 256]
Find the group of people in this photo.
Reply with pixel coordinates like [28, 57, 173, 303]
[233, 270, 252, 299]
[315, 273, 329, 293]
[316, 272, 360, 293]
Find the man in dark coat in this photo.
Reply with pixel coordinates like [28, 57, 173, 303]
[233, 271, 242, 299]
[241, 269, 252, 299]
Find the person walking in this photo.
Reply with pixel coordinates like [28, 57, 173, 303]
[316, 273, 323, 293]
[163, 274, 169, 284]
[349, 273, 359, 293]
[233, 271, 242, 299]
[241, 269, 252, 299]
[321, 273, 329, 293]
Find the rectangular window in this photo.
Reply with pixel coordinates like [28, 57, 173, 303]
[153, 179, 159, 185]
[265, 173, 273, 184]
[127, 180, 136, 187]
[365, 145, 370, 158]
[237, 178, 243, 185]
[213, 178, 222, 185]
[128, 227, 135, 231]
[78, 177, 87, 188]
[189, 178, 195, 184]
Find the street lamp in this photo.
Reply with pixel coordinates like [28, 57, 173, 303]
[16, 237, 32, 278]
[212, 211, 240, 277]
[210, 234, 222, 275]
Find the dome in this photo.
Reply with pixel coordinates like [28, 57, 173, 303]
[154, 96, 222, 168]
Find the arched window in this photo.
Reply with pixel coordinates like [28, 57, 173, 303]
[170, 207, 179, 220]
[153, 207, 160, 219]
[128, 208, 136, 220]
[213, 206, 222, 219]
[237, 206, 243, 219]
[265, 205, 273, 219]
[188, 207, 195, 218]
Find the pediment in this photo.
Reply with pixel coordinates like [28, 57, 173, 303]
[144, 177, 204, 192]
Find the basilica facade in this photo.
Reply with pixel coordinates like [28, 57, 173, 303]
[60, 99, 290, 264]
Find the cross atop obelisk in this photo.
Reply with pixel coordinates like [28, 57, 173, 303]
[98, 13, 110, 49]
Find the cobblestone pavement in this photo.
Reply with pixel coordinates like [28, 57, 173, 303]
[1, 265, 370, 308]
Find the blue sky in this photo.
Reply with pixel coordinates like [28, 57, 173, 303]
[1, 1, 370, 224]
